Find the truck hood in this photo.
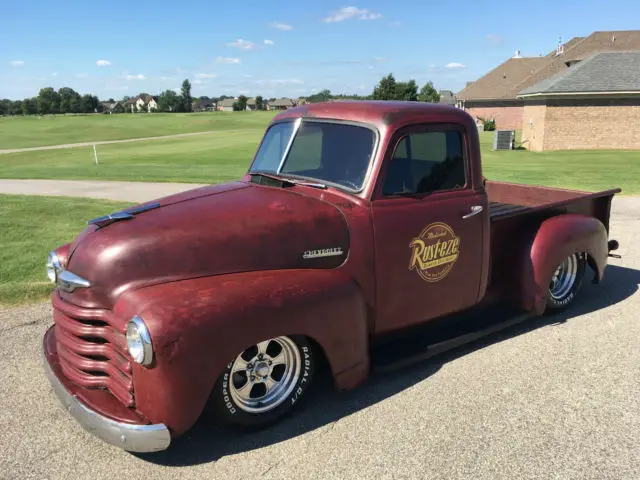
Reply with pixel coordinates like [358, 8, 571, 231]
[60, 181, 350, 309]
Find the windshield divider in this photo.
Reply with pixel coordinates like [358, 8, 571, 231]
[276, 117, 302, 174]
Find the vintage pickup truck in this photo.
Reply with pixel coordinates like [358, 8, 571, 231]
[42, 101, 621, 453]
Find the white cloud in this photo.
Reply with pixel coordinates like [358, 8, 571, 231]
[323, 7, 382, 23]
[9, 60, 25, 67]
[52, 72, 58, 77]
[226, 38, 257, 50]
[256, 78, 304, 85]
[264, 39, 274, 45]
[244, 74, 254, 78]
[445, 62, 465, 69]
[195, 73, 217, 79]
[76, 73, 89, 78]
[485, 33, 505, 45]
[269, 22, 293, 30]
[216, 57, 241, 64]
[193, 79, 205, 85]
[96, 59, 112, 67]
[126, 74, 147, 80]
[373, 56, 385, 62]
[390, 20, 402, 27]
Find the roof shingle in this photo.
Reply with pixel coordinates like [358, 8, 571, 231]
[518, 51, 640, 95]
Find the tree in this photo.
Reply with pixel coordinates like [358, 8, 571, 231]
[396, 79, 418, 101]
[158, 89, 180, 112]
[255, 95, 264, 110]
[37, 87, 60, 114]
[233, 95, 248, 111]
[372, 74, 398, 100]
[59, 87, 82, 113]
[418, 81, 440, 103]
[0, 99, 12, 115]
[10, 100, 23, 115]
[307, 89, 333, 103]
[22, 97, 37, 115]
[82, 94, 100, 113]
[181, 79, 192, 112]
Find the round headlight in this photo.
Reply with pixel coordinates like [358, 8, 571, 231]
[126, 316, 154, 366]
[46, 251, 61, 283]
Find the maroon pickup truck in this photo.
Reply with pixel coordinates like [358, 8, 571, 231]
[42, 101, 621, 453]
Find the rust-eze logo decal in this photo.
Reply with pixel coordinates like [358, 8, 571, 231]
[409, 222, 461, 282]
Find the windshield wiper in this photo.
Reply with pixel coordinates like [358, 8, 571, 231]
[249, 172, 327, 189]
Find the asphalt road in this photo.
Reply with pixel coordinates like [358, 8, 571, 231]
[1, 196, 638, 480]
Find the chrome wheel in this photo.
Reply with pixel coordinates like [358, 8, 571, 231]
[549, 253, 579, 300]
[229, 337, 301, 414]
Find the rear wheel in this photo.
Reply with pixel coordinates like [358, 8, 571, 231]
[546, 252, 586, 311]
[209, 335, 315, 429]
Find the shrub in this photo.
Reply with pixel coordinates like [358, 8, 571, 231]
[483, 119, 496, 131]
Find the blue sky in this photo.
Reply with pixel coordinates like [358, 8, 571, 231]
[1, 0, 639, 100]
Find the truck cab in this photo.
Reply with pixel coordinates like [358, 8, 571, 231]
[42, 101, 620, 453]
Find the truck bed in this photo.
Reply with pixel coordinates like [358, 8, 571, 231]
[485, 180, 621, 222]
[484, 180, 621, 301]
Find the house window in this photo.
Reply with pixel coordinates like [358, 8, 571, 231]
[382, 130, 466, 195]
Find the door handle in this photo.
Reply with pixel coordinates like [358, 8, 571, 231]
[462, 205, 483, 219]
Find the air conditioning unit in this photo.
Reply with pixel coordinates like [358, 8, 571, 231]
[493, 130, 515, 150]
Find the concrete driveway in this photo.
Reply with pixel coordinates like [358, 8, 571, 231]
[1, 196, 638, 480]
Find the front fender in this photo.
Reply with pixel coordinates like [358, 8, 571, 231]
[524, 213, 608, 314]
[112, 269, 370, 436]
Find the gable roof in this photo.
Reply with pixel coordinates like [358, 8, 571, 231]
[458, 30, 640, 102]
[456, 57, 548, 101]
[518, 30, 640, 92]
[438, 90, 457, 105]
[219, 98, 236, 107]
[269, 97, 295, 107]
[519, 51, 640, 96]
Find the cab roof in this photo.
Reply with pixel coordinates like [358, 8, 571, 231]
[270, 100, 473, 130]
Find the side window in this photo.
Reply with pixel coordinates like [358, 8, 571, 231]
[382, 130, 466, 195]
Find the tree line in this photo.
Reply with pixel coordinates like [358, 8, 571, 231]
[0, 74, 443, 116]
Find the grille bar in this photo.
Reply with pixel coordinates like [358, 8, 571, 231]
[53, 293, 135, 408]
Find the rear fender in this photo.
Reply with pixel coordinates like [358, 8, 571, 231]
[112, 269, 369, 436]
[522, 213, 608, 315]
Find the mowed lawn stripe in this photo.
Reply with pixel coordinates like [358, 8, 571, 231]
[0, 194, 134, 306]
[0, 129, 265, 183]
[0, 111, 276, 149]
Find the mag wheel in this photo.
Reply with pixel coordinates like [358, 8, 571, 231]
[210, 335, 315, 428]
[546, 252, 586, 311]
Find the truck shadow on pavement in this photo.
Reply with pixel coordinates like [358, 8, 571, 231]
[136, 263, 639, 467]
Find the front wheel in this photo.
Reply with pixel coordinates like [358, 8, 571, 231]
[209, 335, 315, 429]
[546, 252, 586, 311]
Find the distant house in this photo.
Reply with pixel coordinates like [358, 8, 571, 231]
[246, 97, 258, 110]
[101, 101, 124, 114]
[193, 98, 217, 112]
[518, 51, 640, 151]
[268, 98, 296, 110]
[456, 29, 640, 129]
[438, 90, 457, 106]
[126, 94, 158, 113]
[217, 98, 236, 111]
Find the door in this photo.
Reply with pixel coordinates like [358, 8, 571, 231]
[372, 123, 487, 334]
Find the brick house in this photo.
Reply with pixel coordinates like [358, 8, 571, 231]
[456, 30, 640, 129]
[517, 51, 640, 151]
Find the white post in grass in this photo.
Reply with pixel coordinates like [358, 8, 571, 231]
[93, 144, 99, 166]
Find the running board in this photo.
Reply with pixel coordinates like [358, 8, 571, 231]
[371, 311, 534, 373]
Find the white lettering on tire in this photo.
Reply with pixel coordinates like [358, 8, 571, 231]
[222, 372, 236, 414]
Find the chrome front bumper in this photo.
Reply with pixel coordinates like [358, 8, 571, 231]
[42, 335, 171, 453]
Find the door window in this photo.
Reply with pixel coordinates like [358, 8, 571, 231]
[382, 129, 466, 196]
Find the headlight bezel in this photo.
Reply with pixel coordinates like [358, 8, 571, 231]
[126, 316, 154, 366]
[46, 251, 62, 283]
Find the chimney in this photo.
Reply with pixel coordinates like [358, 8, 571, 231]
[513, 49, 521, 58]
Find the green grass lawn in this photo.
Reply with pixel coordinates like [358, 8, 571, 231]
[0, 111, 276, 149]
[0, 195, 133, 306]
[0, 128, 264, 183]
[1, 128, 637, 193]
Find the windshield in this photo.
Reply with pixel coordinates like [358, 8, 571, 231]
[249, 119, 376, 191]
